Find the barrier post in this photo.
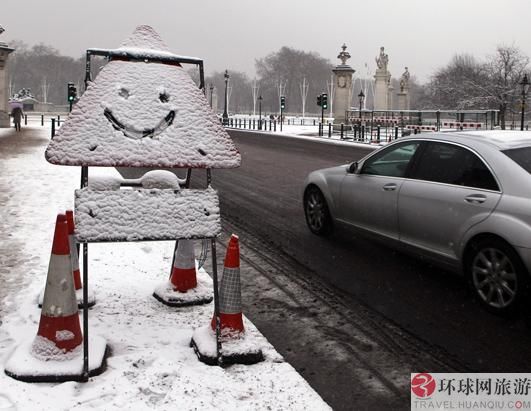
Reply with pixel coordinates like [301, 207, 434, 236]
[51, 118, 56, 138]
[328, 123, 332, 138]
[24, 114, 27, 125]
[41, 114, 44, 126]
[340, 123, 344, 140]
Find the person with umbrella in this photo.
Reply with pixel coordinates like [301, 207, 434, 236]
[11, 104, 24, 132]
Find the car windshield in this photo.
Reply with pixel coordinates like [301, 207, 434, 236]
[502, 147, 531, 174]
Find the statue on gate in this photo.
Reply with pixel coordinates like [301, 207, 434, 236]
[375, 46, 389, 71]
[400, 67, 410, 92]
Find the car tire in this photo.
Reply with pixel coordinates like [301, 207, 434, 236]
[466, 238, 530, 316]
[304, 186, 333, 236]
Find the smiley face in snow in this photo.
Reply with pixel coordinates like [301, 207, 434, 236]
[104, 84, 176, 140]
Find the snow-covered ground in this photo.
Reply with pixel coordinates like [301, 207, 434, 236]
[0, 126, 330, 410]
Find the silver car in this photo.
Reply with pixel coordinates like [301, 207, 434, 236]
[303, 131, 531, 315]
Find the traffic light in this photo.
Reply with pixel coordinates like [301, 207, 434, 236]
[280, 96, 286, 109]
[322, 93, 328, 110]
[67, 82, 77, 103]
[317, 94, 322, 107]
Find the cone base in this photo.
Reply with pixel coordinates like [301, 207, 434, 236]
[152, 278, 213, 307]
[4, 335, 108, 383]
[190, 325, 264, 366]
[38, 287, 96, 309]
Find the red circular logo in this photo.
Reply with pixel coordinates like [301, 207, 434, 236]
[411, 373, 436, 398]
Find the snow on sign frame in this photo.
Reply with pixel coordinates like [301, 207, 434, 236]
[45, 25, 241, 169]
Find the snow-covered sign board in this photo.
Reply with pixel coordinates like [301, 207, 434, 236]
[75, 187, 221, 242]
[45, 26, 241, 169]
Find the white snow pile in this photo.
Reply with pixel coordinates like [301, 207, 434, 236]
[88, 175, 122, 190]
[88, 170, 181, 190]
[31, 335, 81, 361]
[75, 187, 221, 242]
[45, 25, 241, 169]
[139, 170, 181, 189]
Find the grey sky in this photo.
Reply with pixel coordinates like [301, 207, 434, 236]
[2, 0, 531, 82]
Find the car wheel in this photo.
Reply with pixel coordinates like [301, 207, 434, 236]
[304, 186, 333, 236]
[466, 238, 529, 316]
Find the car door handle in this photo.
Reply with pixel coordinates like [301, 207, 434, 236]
[382, 183, 397, 191]
[464, 194, 487, 204]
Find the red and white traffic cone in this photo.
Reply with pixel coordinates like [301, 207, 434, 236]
[66, 210, 96, 308]
[36, 214, 82, 353]
[210, 234, 244, 333]
[66, 210, 82, 290]
[5, 214, 107, 382]
[38, 210, 95, 308]
[153, 239, 213, 307]
[191, 234, 263, 366]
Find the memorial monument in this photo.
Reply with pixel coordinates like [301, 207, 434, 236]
[0, 25, 14, 128]
[373, 46, 391, 111]
[332, 44, 355, 123]
[397, 66, 411, 111]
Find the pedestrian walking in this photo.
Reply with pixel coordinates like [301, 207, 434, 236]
[11, 107, 24, 132]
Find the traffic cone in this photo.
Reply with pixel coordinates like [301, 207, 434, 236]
[4, 214, 108, 382]
[65, 209, 96, 308]
[153, 239, 213, 307]
[191, 234, 263, 366]
[37, 210, 96, 308]
[210, 234, 244, 333]
[35, 214, 82, 352]
[66, 210, 82, 290]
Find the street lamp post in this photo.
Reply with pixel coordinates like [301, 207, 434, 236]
[258, 95, 263, 130]
[222, 70, 229, 125]
[209, 83, 214, 109]
[358, 90, 365, 120]
[520, 73, 529, 131]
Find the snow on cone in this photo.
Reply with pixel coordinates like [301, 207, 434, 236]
[38, 210, 96, 308]
[191, 234, 264, 366]
[5, 214, 107, 382]
[153, 239, 213, 307]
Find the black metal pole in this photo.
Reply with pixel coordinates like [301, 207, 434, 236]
[222, 70, 229, 126]
[82, 242, 89, 381]
[521, 89, 527, 131]
[211, 239, 223, 367]
[258, 97, 262, 131]
[51, 118, 55, 138]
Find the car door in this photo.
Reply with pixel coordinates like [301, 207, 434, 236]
[337, 141, 421, 240]
[398, 141, 502, 259]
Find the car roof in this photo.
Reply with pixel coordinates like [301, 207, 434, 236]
[400, 130, 531, 151]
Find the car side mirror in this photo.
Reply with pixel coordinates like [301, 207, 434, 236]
[347, 162, 358, 174]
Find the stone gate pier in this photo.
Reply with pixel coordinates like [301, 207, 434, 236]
[0, 25, 14, 128]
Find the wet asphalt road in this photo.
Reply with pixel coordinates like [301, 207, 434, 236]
[207, 129, 531, 408]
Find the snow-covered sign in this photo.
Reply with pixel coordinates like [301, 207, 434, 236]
[75, 187, 221, 242]
[45, 25, 241, 169]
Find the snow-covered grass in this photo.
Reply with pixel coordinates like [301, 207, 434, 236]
[0, 126, 330, 410]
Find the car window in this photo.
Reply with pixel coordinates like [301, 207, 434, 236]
[502, 147, 531, 174]
[410, 142, 499, 190]
[361, 142, 420, 177]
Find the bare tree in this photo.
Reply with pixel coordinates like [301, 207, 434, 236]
[485, 45, 529, 128]
[425, 46, 529, 128]
[255, 47, 333, 114]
